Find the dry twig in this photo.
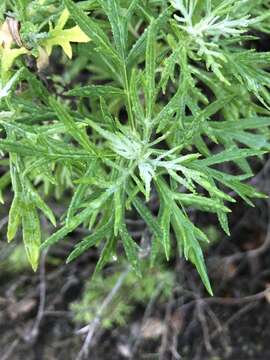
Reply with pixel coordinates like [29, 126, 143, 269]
[76, 267, 130, 360]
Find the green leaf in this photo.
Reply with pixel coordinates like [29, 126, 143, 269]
[217, 209, 230, 236]
[174, 193, 231, 213]
[66, 160, 99, 224]
[15, 0, 27, 21]
[114, 188, 123, 236]
[160, 204, 171, 260]
[0, 140, 41, 157]
[156, 178, 213, 295]
[7, 195, 22, 242]
[155, 86, 182, 132]
[211, 116, 270, 131]
[197, 148, 265, 167]
[130, 68, 145, 122]
[30, 188, 56, 227]
[127, 7, 171, 68]
[189, 246, 213, 296]
[23, 68, 51, 105]
[0, 139, 94, 160]
[49, 97, 97, 155]
[120, 223, 141, 276]
[93, 235, 117, 275]
[131, 195, 163, 241]
[66, 85, 125, 98]
[100, 0, 127, 59]
[22, 200, 41, 272]
[41, 191, 111, 249]
[145, 19, 157, 118]
[64, 0, 120, 64]
[126, 0, 141, 20]
[67, 218, 113, 263]
[208, 168, 267, 206]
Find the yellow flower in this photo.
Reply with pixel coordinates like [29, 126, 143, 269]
[42, 9, 90, 59]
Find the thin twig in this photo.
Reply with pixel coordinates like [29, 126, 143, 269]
[1, 339, 19, 360]
[159, 296, 174, 360]
[24, 249, 48, 343]
[196, 300, 212, 353]
[205, 305, 229, 351]
[178, 287, 270, 314]
[209, 302, 256, 341]
[203, 287, 270, 306]
[76, 267, 130, 360]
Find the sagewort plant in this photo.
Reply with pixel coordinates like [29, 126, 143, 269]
[1, 0, 270, 295]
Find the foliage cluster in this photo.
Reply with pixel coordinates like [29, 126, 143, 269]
[1, 0, 270, 294]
